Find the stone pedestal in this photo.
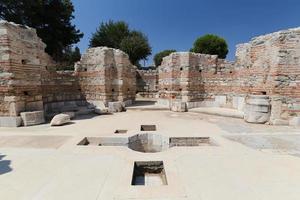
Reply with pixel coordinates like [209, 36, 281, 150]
[244, 95, 271, 124]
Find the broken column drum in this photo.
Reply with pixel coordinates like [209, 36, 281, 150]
[244, 95, 271, 123]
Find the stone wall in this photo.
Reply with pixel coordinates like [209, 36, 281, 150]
[1, 19, 299, 126]
[41, 70, 85, 114]
[136, 69, 158, 98]
[0, 21, 54, 124]
[0, 21, 137, 126]
[235, 28, 300, 121]
[75, 47, 136, 106]
[158, 27, 300, 121]
[158, 52, 234, 108]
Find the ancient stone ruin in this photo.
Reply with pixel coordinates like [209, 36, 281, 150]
[0, 19, 300, 127]
[75, 47, 136, 106]
[0, 21, 54, 127]
[0, 20, 136, 127]
[155, 28, 300, 124]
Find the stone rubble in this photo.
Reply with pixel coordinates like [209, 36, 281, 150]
[50, 114, 71, 126]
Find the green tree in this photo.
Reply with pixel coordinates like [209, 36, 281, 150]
[120, 31, 151, 66]
[190, 34, 228, 59]
[153, 49, 176, 67]
[0, 0, 83, 61]
[89, 20, 151, 66]
[89, 20, 130, 49]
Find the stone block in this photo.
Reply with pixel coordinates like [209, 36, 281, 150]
[20, 111, 45, 126]
[214, 95, 227, 107]
[94, 107, 109, 115]
[50, 114, 71, 126]
[171, 101, 187, 112]
[128, 133, 169, 153]
[289, 117, 300, 127]
[108, 102, 126, 112]
[0, 117, 22, 127]
[232, 96, 245, 111]
[61, 112, 75, 119]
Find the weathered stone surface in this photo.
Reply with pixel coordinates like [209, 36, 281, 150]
[156, 27, 300, 122]
[1, 20, 300, 126]
[214, 96, 227, 107]
[0, 22, 137, 127]
[20, 111, 45, 126]
[271, 119, 289, 126]
[75, 47, 136, 104]
[171, 101, 187, 112]
[128, 133, 169, 153]
[244, 95, 271, 124]
[232, 96, 245, 111]
[289, 117, 300, 127]
[136, 69, 158, 98]
[0, 21, 55, 119]
[94, 107, 109, 115]
[0, 116, 22, 127]
[108, 102, 126, 113]
[61, 112, 75, 119]
[92, 101, 109, 114]
[50, 114, 71, 126]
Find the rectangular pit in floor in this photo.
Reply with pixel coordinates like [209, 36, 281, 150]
[77, 137, 128, 146]
[114, 129, 128, 134]
[169, 137, 211, 147]
[131, 161, 167, 186]
[140, 125, 156, 131]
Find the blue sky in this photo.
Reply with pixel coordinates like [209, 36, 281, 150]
[72, 0, 300, 65]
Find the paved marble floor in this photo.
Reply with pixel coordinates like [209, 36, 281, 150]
[0, 110, 299, 200]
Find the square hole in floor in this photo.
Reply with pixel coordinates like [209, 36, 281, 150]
[114, 129, 128, 134]
[131, 161, 167, 186]
[140, 125, 156, 131]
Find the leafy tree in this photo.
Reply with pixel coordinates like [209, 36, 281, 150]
[120, 31, 151, 66]
[0, 0, 83, 61]
[153, 49, 176, 67]
[89, 20, 130, 49]
[89, 20, 151, 65]
[190, 34, 228, 59]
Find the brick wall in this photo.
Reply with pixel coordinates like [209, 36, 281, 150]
[158, 27, 300, 119]
[136, 69, 158, 98]
[0, 21, 54, 117]
[74, 47, 136, 106]
[1, 20, 299, 125]
[0, 21, 137, 121]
